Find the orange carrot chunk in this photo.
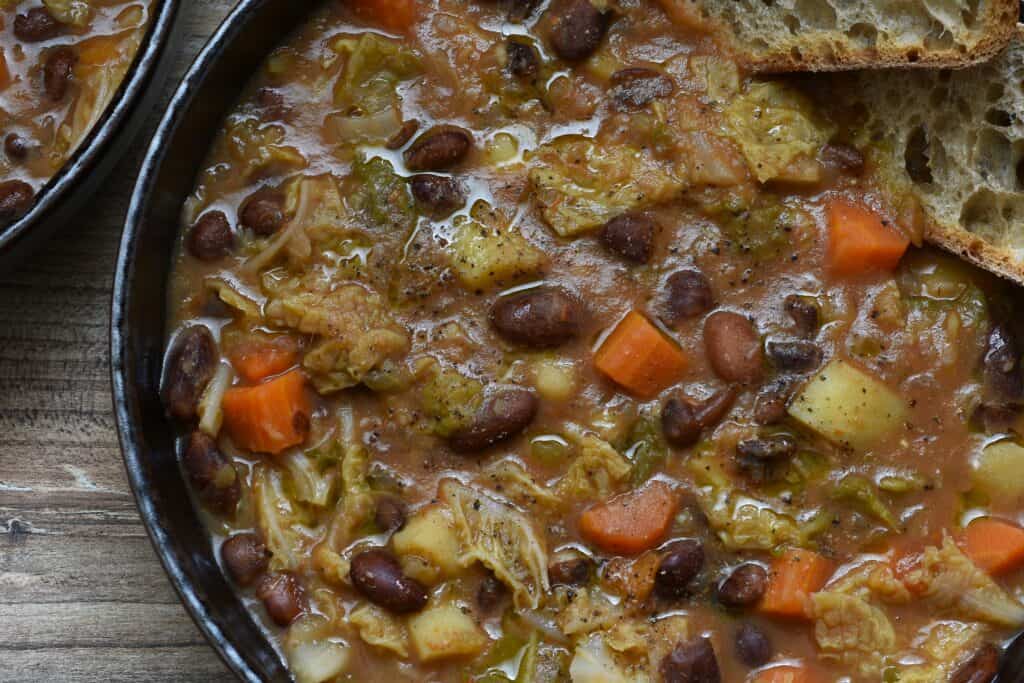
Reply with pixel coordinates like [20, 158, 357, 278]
[0, 49, 10, 91]
[826, 200, 910, 276]
[594, 311, 688, 399]
[348, 0, 417, 33]
[752, 665, 818, 683]
[228, 337, 299, 384]
[760, 549, 834, 619]
[960, 517, 1024, 576]
[579, 481, 678, 555]
[222, 369, 311, 455]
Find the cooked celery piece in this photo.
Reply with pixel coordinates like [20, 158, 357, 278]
[831, 474, 899, 529]
[973, 440, 1024, 504]
[788, 359, 908, 451]
[624, 412, 667, 486]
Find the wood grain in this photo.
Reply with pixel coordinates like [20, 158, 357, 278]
[0, 2, 238, 680]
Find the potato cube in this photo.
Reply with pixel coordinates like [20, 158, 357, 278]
[392, 504, 462, 577]
[449, 202, 545, 290]
[973, 440, 1024, 504]
[408, 605, 489, 662]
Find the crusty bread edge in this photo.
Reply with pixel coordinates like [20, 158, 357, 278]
[927, 220, 1024, 287]
[705, 0, 1019, 73]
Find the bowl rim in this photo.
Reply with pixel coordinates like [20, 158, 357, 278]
[0, 0, 181, 255]
[111, 0, 276, 680]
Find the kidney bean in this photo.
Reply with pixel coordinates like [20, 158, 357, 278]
[610, 67, 674, 110]
[661, 387, 736, 448]
[374, 496, 407, 533]
[239, 189, 285, 236]
[477, 573, 507, 612]
[449, 388, 538, 453]
[952, 643, 999, 683]
[187, 210, 234, 261]
[717, 563, 768, 607]
[664, 269, 714, 324]
[654, 540, 704, 599]
[766, 340, 822, 373]
[350, 548, 429, 613]
[507, 39, 540, 79]
[984, 323, 1023, 402]
[163, 326, 218, 421]
[43, 47, 77, 102]
[753, 378, 797, 425]
[410, 174, 466, 218]
[547, 0, 609, 62]
[784, 294, 819, 337]
[489, 286, 583, 348]
[601, 212, 656, 264]
[183, 431, 240, 515]
[548, 557, 593, 586]
[661, 638, 721, 683]
[14, 7, 61, 42]
[386, 120, 420, 150]
[737, 435, 796, 461]
[704, 311, 764, 384]
[0, 180, 35, 224]
[821, 142, 865, 176]
[404, 125, 473, 171]
[734, 623, 773, 668]
[257, 573, 307, 626]
[972, 402, 1022, 434]
[4, 134, 29, 161]
[1000, 634, 1024, 681]
[221, 533, 270, 587]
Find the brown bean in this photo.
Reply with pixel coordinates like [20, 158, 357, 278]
[548, 0, 609, 62]
[753, 378, 797, 426]
[821, 142, 866, 176]
[410, 174, 466, 218]
[717, 563, 768, 608]
[664, 269, 714, 324]
[766, 340, 822, 374]
[548, 557, 593, 586]
[14, 7, 61, 42]
[386, 120, 419, 150]
[187, 210, 234, 261]
[350, 548, 428, 614]
[951, 643, 999, 683]
[374, 496, 407, 533]
[704, 311, 763, 383]
[490, 286, 583, 348]
[661, 638, 721, 683]
[507, 39, 540, 79]
[43, 47, 77, 101]
[737, 434, 796, 461]
[221, 533, 270, 587]
[182, 431, 240, 515]
[654, 539, 704, 599]
[163, 326, 218, 421]
[239, 189, 285, 236]
[610, 67, 674, 110]
[257, 573, 307, 626]
[404, 125, 473, 171]
[984, 323, 1023, 402]
[4, 134, 29, 161]
[449, 388, 538, 453]
[734, 623, 772, 668]
[477, 573, 507, 612]
[601, 212, 656, 264]
[661, 387, 736, 448]
[971, 402, 1022, 434]
[784, 294, 819, 337]
[0, 180, 35, 224]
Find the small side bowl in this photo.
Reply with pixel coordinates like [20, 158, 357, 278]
[111, 0, 315, 680]
[0, 0, 183, 270]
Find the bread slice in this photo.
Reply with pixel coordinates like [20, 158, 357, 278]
[826, 28, 1024, 284]
[658, 0, 1019, 72]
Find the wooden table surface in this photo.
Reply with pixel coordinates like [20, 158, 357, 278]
[0, 2, 239, 681]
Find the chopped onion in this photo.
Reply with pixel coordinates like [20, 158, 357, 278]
[198, 362, 233, 437]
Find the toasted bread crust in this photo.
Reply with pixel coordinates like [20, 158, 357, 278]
[927, 223, 1024, 286]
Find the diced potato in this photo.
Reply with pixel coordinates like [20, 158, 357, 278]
[449, 201, 545, 290]
[287, 642, 350, 683]
[407, 605, 489, 662]
[532, 358, 578, 402]
[973, 440, 1024, 504]
[392, 504, 462, 577]
[788, 359, 907, 451]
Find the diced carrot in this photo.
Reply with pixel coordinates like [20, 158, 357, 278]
[594, 311, 688, 399]
[222, 369, 311, 455]
[228, 337, 299, 384]
[826, 200, 910, 276]
[960, 517, 1024, 576]
[579, 481, 678, 555]
[759, 549, 834, 619]
[347, 0, 417, 33]
[0, 48, 11, 91]
[752, 665, 818, 683]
